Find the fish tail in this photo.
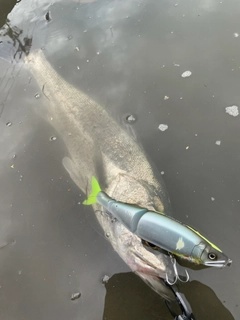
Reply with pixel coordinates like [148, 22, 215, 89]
[82, 176, 102, 205]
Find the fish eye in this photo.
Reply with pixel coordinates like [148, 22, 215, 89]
[142, 239, 159, 250]
[208, 252, 217, 260]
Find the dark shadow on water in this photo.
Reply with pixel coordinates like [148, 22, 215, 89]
[103, 273, 234, 320]
[0, 0, 19, 28]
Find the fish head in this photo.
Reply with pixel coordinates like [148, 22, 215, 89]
[191, 242, 232, 267]
[98, 172, 176, 300]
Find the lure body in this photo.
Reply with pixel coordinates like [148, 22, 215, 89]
[84, 177, 232, 267]
[96, 192, 231, 267]
[97, 192, 199, 256]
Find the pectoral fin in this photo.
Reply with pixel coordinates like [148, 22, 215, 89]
[62, 156, 87, 193]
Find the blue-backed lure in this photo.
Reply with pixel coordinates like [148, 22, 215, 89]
[83, 177, 232, 268]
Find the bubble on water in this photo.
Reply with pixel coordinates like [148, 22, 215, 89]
[234, 33, 239, 38]
[164, 96, 169, 100]
[67, 35, 73, 40]
[125, 114, 137, 123]
[77, 66, 80, 70]
[83, 29, 87, 33]
[186, 146, 189, 150]
[71, 292, 81, 301]
[158, 124, 168, 131]
[86, 59, 89, 62]
[35, 93, 40, 99]
[225, 105, 239, 117]
[49, 136, 57, 141]
[96, 51, 100, 55]
[75, 46, 80, 51]
[181, 71, 192, 78]
[102, 275, 110, 284]
[6, 122, 12, 127]
[174, 63, 180, 67]
[18, 270, 22, 275]
[105, 232, 110, 238]
[211, 197, 215, 201]
[161, 171, 165, 175]
[215, 140, 221, 146]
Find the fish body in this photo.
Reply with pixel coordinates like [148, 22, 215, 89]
[26, 50, 176, 300]
[84, 177, 232, 268]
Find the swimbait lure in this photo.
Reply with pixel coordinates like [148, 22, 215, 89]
[83, 177, 232, 268]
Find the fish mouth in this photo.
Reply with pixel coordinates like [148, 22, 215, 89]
[204, 258, 232, 267]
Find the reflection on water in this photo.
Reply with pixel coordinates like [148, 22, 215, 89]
[0, 0, 240, 319]
[0, 19, 32, 60]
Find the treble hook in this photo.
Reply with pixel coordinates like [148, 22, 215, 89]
[166, 254, 189, 285]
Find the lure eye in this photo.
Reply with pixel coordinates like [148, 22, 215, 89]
[208, 252, 217, 260]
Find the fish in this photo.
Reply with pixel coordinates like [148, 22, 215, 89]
[25, 49, 181, 300]
[84, 177, 232, 268]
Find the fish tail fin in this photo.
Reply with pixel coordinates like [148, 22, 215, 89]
[83, 176, 102, 205]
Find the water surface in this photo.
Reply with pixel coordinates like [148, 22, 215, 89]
[0, 0, 239, 319]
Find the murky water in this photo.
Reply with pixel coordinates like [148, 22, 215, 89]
[0, 0, 239, 319]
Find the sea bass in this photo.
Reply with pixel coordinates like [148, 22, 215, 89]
[25, 50, 175, 300]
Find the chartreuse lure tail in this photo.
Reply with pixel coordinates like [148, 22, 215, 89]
[83, 176, 102, 205]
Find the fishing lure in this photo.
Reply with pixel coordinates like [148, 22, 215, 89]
[83, 177, 232, 268]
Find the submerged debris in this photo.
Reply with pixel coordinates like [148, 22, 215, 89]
[181, 71, 192, 78]
[125, 114, 137, 123]
[45, 11, 51, 22]
[225, 105, 239, 117]
[102, 275, 110, 284]
[71, 292, 81, 301]
[158, 124, 168, 132]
